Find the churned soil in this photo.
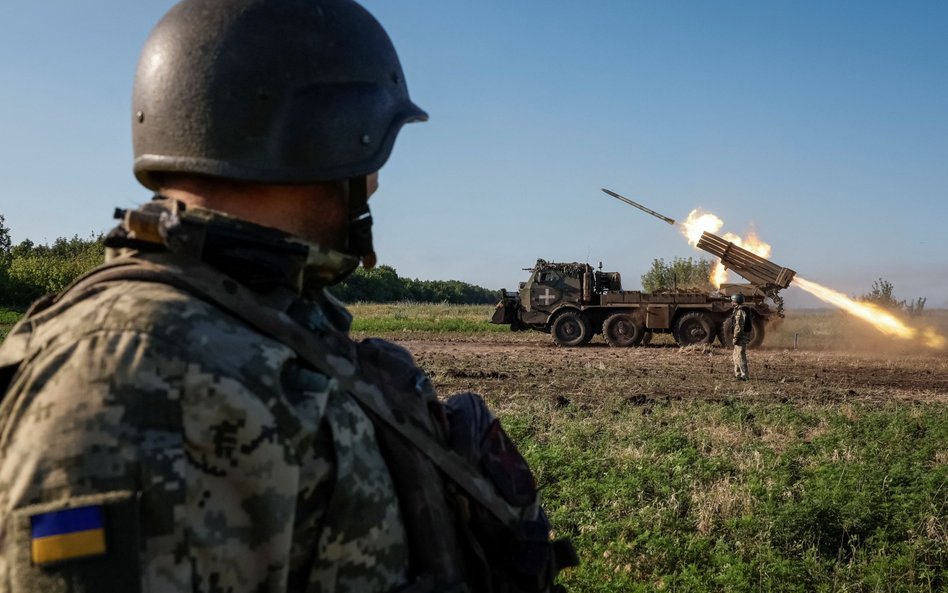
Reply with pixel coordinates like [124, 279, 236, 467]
[387, 333, 948, 408]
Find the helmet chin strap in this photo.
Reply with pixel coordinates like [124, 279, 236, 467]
[347, 175, 377, 269]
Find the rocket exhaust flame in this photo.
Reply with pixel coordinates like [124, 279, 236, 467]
[793, 277, 946, 350]
[679, 206, 945, 349]
[679, 210, 772, 287]
[680, 210, 723, 246]
[611, 194, 942, 349]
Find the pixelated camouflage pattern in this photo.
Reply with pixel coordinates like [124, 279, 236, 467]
[732, 307, 751, 346]
[0, 257, 409, 592]
[732, 307, 750, 379]
[733, 343, 749, 380]
[0, 200, 573, 592]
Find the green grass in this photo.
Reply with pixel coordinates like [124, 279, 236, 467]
[502, 398, 948, 593]
[0, 302, 513, 342]
[0, 302, 506, 341]
[0, 302, 507, 340]
[3, 301, 946, 591]
[347, 302, 506, 333]
[0, 307, 23, 341]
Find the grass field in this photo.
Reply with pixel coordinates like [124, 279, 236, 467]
[0, 307, 22, 341]
[2, 303, 946, 591]
[347, 302, 505, 333]
[359, 305, 948, 592]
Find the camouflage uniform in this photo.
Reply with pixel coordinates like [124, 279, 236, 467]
[732, 306, 750, 380]
[0, 0, 575, 589]
[0, 204, 412, 592]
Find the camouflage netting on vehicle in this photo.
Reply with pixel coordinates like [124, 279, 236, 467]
[529, 259, 590, 275]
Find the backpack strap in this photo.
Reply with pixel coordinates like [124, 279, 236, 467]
[0, 294, 62, 400]
[60, 254, 523, 528]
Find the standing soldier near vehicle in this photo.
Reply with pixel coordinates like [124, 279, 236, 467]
[732, 293, 751, 380]
[0, 1, 574, 591]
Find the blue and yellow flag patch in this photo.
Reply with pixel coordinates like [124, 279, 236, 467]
[30, 505, 107, 565]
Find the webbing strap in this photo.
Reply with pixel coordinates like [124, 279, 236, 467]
[65, 256, 522, 528]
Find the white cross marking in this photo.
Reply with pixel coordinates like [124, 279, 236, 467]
[538, 288, 557, 305]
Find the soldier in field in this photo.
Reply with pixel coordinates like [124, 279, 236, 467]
[732, 293, 752, 380]
[0, 1, 574, 591]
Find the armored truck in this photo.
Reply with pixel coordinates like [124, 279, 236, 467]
[491, 231, 796, 348]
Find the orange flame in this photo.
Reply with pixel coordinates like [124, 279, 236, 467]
[680, 209, 723, 246]
[711, 261, 728, 287]
[794, 276, 946, 349]
[680, 207, 944, 349]
[680, 210, 772, 287]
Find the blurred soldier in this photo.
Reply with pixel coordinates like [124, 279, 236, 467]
[0, 1, 573, 591]
[731, 293, 751, 380]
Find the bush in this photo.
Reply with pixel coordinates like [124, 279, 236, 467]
[641, 257, 714, 292]
[860, 278, 926, 316]
[0, 233, 104, 307]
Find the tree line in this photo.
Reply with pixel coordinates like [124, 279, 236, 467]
[331, 264, 498, 304]
[0, 215, 926, 311]
[0, 214, 498, 307]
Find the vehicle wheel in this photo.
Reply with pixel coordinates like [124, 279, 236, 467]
[747, 316, 766, 349]
[673, 311, 715, 346]
[603, 313, 643, 347]
[720, 315, 767, 349]
[719, 317, 733, 347]
[551, 311, 592, 347]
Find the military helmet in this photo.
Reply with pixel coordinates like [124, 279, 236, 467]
[132, 0, 427, 190]
[731, 293, 745, 305]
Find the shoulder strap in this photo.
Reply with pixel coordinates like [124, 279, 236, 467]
[65, 255, 523, 528]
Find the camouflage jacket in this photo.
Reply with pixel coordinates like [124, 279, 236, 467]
[733, 306, 751, 346]
[0, 202, 413, 592]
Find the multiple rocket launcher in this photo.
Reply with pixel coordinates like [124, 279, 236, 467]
[600, 188, 796, 294]
[599, 189, 948, 350]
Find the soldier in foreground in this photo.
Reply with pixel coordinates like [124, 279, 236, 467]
[0, 1, 574, 591]
[731, 294, 751, 380]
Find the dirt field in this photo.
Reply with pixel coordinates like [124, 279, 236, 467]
[381, 331, 948, 591]
[382, 333, 948, 408]
[4, 305, 945, 589]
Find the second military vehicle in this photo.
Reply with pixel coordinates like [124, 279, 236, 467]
[490, 231, 796, 348]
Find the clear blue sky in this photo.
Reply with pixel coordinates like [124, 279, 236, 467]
[2, 0, 946, 307]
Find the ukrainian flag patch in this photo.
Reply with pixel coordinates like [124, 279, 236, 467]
[30, 505, 107, 565]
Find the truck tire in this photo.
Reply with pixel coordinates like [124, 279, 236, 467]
[603, 313, 643, 347]
[673, 311, 715, 347]
[551, 311, 592, 347]
[717, 319, 729, 347]
[748, 316, 766, 349]
[720, 315, 767, 349]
